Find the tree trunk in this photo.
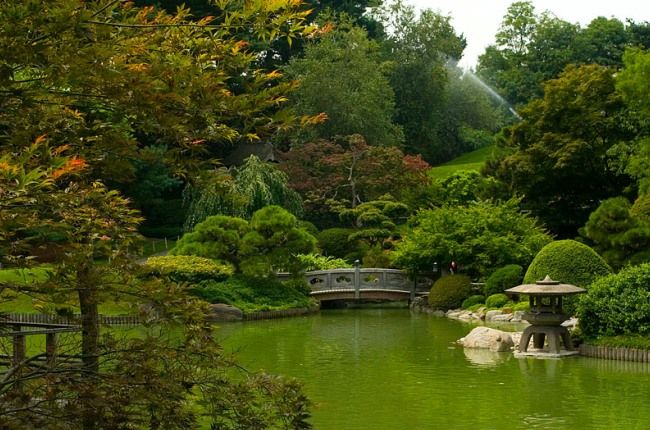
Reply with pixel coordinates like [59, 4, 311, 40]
[78, 264, 100, 430]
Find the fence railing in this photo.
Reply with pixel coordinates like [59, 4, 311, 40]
[1, 313, 141, 326]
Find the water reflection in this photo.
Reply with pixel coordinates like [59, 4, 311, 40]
[463, 347, 511, 367]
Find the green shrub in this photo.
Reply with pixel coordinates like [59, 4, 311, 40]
[484, 264, 523, 297]
[393, 199, 551, 278]
[591, 335, 650, 350]
[296, 253, 349, 271]
[524, 240, 611, 286]
[511, 300, 530, 312]
[577, 263, 650, 339]
[428, 275, 473, 310]
[524, 240, 611, 315]
[318, 228, 355, 259]
[485, 293, 510, 308]
[191, 275, 314, 313]
[145, 255, 234, 283]
[239, 205, 318, 276]
[461, 295, 485, 309]
[171, 215, 249, 265]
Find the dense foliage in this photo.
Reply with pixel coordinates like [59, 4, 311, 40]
[0, 1, 316, 427]
[239, 206, 318, 276]
[577, 263, 650, 339]
[484, 64, 632, 236]
[192, 276, 314, 313]
[145, 255, 234, 283]
[428, 275, 473, 310]
[184, 155, 304, 229]
[278, 136, 430, 226]
[580, 197, 650, 269]
[485, 293, 510, 309]
[461, 295, 485, 310]
[286, 21, 403, 147]
[173, 206, 318, 277]
[477, 1, 650, 106]
[524, 240, 612, 315]
[484, 264, 524, 297]
[317, 228, 357, 259]
[523, 240, 612, 287]
[393, 199, 551, 277]
[171, 215, 249, 265]
[295, 254, 350, 271]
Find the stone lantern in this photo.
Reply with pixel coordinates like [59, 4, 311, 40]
[506, 276, 585, 357]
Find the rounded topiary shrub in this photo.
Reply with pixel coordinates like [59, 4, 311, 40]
[524, 240, 611, 287]
[486, 293, 510, 309]
[461, 295, 485, 310]
[524, 240, 611, 315]
[484, 264, 523, 297]
[428, 275, 473, 310]
[577, 263, 650, 339]
[145, 255, 235, 283]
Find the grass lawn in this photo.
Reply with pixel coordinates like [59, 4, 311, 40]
[428, 145, 494, 180]
[0, 266, 134, 315]
[141, 237, 177, 258]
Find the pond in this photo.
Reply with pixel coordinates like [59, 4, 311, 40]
[216, 308, 650, 430]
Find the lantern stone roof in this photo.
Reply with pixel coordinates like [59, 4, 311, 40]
[505, 275, 585, 296]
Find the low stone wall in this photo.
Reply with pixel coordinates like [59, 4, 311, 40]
[579, 344, 650, 363]
[243, 306, 320, 321]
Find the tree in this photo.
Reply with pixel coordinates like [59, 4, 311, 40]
[580, 197, 650, 269]
[477, 5, 643, 107]
[0, 0, 315, 427]
[286, 20, 403, 147]
[184, 155, 303, 229]
[171, 215, 250, 267]
[392, 199, 551, 278]
[575, 17, 628, 67]
[239, 206, 318, 276]
[0, 0, 316, 188]
[484, 64, 632, 236]
[374, 1, 471, 163]
[278, 135, 430, 226]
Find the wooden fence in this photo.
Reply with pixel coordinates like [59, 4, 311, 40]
[2, 313, 141, 326]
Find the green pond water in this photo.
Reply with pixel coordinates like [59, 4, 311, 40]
[216, 308, 650, 430]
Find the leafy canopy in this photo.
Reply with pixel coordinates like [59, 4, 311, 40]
[393, 199, 551, 278]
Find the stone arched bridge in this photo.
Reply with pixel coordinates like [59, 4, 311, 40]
[281, 268, 434, 302]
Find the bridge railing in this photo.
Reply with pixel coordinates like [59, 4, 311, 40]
[279, 268, 435, 300]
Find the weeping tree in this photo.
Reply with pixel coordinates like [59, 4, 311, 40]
[184, 155, 303, 229]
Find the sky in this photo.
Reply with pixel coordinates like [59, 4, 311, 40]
[406, 0, 650, 69]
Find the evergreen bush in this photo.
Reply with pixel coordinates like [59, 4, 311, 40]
[171, 215, 249, 266]
[484, 264, 523, 296]
[524, 240, 611, 287]
[428, 275, 473, 310]
[461, 295, 485, 309]
[145, 255, 234, 283]
[524, 240, 612, 315]
[577, 263, 650, 339]
[485, 293, 510, 309]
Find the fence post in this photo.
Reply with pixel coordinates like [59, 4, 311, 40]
[46, 332, 57, 366]
[410, 276, 416, 302]
[13, 326, 26, 366]
[354, 261, 360, 299]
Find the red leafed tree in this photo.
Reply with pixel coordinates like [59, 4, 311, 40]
[278, 135, 430, 225]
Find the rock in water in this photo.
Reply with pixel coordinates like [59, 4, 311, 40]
[458, 327, 514, 352]
[207, 303, 243, 322]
